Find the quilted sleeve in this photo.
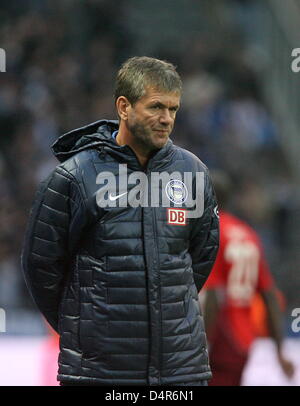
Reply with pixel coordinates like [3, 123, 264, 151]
[189, 169, 220, 292]
[21, 167, 86, 333]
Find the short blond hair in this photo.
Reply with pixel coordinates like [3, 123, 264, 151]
[114, 56, 182, 105]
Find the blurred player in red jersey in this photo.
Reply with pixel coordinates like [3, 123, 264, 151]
[40, 322, 60, 386]
[202, 171, 294, 386]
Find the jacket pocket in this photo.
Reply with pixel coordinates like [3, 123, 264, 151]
[78, 256, 107, 357]
[58, 284, 69, 335]
[58, 259, 76, 335]
[184, 290, 203, 339]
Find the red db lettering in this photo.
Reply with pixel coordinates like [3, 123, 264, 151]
[167, 208, 187, 226]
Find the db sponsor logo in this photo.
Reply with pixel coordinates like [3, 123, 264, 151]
[167, 208, 187, 226]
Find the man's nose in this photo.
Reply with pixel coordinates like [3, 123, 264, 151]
[159, 109, 173, 125]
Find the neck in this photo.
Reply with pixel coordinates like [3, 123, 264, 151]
[116, 122, 152, 169]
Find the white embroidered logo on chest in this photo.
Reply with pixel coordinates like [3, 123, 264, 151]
[167, 208, 187, 226]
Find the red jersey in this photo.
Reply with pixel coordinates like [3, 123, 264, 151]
[204, 211, 274, 351]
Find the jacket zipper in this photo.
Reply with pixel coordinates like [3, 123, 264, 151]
[146, 166, 162, 384]
[129, 150, 163, 384]
[151, 203, 162, 384]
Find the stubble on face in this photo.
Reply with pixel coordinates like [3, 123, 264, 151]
[126, 88, 180, 154]
[127, 113, 168, 153]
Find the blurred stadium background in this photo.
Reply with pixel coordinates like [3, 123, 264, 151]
[0, 0, 299, 385]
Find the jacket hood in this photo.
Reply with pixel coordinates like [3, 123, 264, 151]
[51, 118, 175, 170]
[51, 119, 119, 163]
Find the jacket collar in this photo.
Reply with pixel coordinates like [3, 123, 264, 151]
[51, 119, 175, 171]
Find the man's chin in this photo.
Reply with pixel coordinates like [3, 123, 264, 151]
[151, 135, 169, 150]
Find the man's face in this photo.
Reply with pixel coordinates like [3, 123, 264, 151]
[126, 86, 180, 152]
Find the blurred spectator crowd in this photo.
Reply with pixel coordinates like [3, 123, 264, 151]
[0, 0, 299, 332]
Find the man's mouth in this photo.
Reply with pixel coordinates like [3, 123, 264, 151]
[154, 129, 169, 134]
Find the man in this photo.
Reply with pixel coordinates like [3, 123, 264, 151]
[22, 57, 219, 386]
[202, 170, 294, 386]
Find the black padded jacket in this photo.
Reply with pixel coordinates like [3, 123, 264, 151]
[21, 119, 219, 385]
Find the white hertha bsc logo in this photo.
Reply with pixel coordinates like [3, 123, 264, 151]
[165, 179, 188, 205]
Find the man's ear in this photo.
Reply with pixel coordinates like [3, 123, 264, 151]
[116, 96, 131, 121]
